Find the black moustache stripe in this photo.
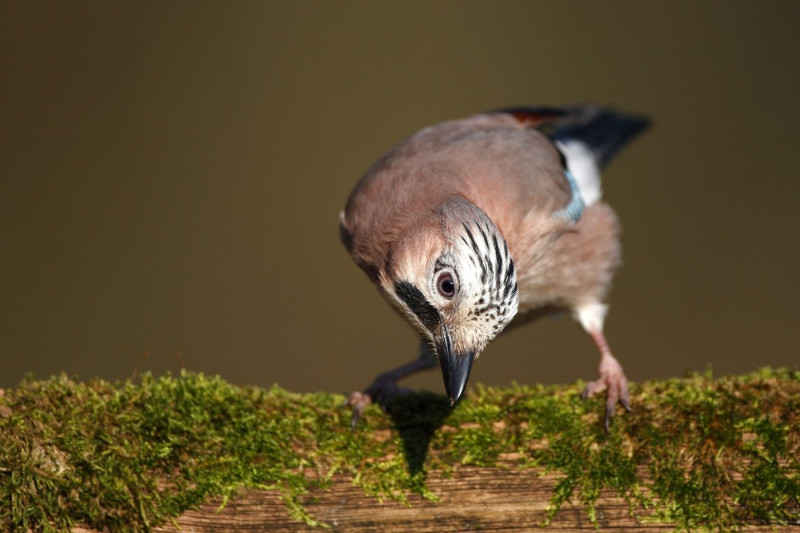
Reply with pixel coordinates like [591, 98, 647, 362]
[394, 281, 441, 331]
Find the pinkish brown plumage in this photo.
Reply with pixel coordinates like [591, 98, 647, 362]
[340, 105, 648, 430]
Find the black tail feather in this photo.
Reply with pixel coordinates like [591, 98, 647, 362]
[496, 104, 649, 169]
[550, 107, 649, 169]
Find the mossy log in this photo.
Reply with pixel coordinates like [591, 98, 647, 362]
[2, 368, 799, 531]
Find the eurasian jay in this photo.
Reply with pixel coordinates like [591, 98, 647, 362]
[340, 105, 648, 430]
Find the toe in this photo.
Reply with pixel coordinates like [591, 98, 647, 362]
[621, 395, 632, 413]
[350, 410, 361, 432]
[603, 373, 632, 431]
[604, 404, 614, 433]
[619, 376, 632, 412]
[581, 378, 607, 400]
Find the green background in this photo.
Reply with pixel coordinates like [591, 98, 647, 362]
[2, 2, 798, 395]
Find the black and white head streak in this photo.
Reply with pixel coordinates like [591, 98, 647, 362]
[457, 218, 519, 337]
[392, 215, 519, 354]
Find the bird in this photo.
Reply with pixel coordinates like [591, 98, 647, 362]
[339, 104, 648, 431]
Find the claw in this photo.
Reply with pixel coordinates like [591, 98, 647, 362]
[621, 396, 633, 413]
[604, 404, 614, 433]
[345, 349, 441, 430]
[345, 391, 373, 431]
[344, 377, 411, 430]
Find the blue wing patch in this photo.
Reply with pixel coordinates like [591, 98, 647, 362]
[551, 169, 585, 223]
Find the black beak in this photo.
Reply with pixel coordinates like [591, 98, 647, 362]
[435, 325, 474, 406]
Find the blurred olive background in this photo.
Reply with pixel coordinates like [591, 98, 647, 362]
[2, 2, 798, 395]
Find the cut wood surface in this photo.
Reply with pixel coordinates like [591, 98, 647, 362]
[155, 468, 796, 532]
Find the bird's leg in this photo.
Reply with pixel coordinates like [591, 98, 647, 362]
[576, 303, 631, 430]
[345, 343, 437, 430]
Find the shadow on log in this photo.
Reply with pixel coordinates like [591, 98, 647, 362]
[385, 391, 452, 476]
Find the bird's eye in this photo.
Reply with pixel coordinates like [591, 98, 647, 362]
[436, 272, 456, 298]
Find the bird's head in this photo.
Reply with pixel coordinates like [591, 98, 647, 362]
[380, 197, 519, 405]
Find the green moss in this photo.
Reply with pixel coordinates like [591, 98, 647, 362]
[1, 368, 799, 531]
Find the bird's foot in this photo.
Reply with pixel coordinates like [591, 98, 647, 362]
[581, 352, 631, 431]
[344, 374, 411, 431]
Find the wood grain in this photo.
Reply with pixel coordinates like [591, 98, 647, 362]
[152, 467, 797, 532]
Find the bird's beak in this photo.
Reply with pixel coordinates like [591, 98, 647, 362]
[435, 325, 474, 406]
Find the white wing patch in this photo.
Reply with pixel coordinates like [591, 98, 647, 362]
[555, 139, 602, 206]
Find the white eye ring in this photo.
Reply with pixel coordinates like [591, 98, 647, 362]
[436, 272, 456, 298]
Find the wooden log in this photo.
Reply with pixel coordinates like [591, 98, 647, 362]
[158, 468, 794, 532]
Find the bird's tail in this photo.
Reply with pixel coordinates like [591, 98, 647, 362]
[496, 105, 649, 205]
[547, 105, 649, 170]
